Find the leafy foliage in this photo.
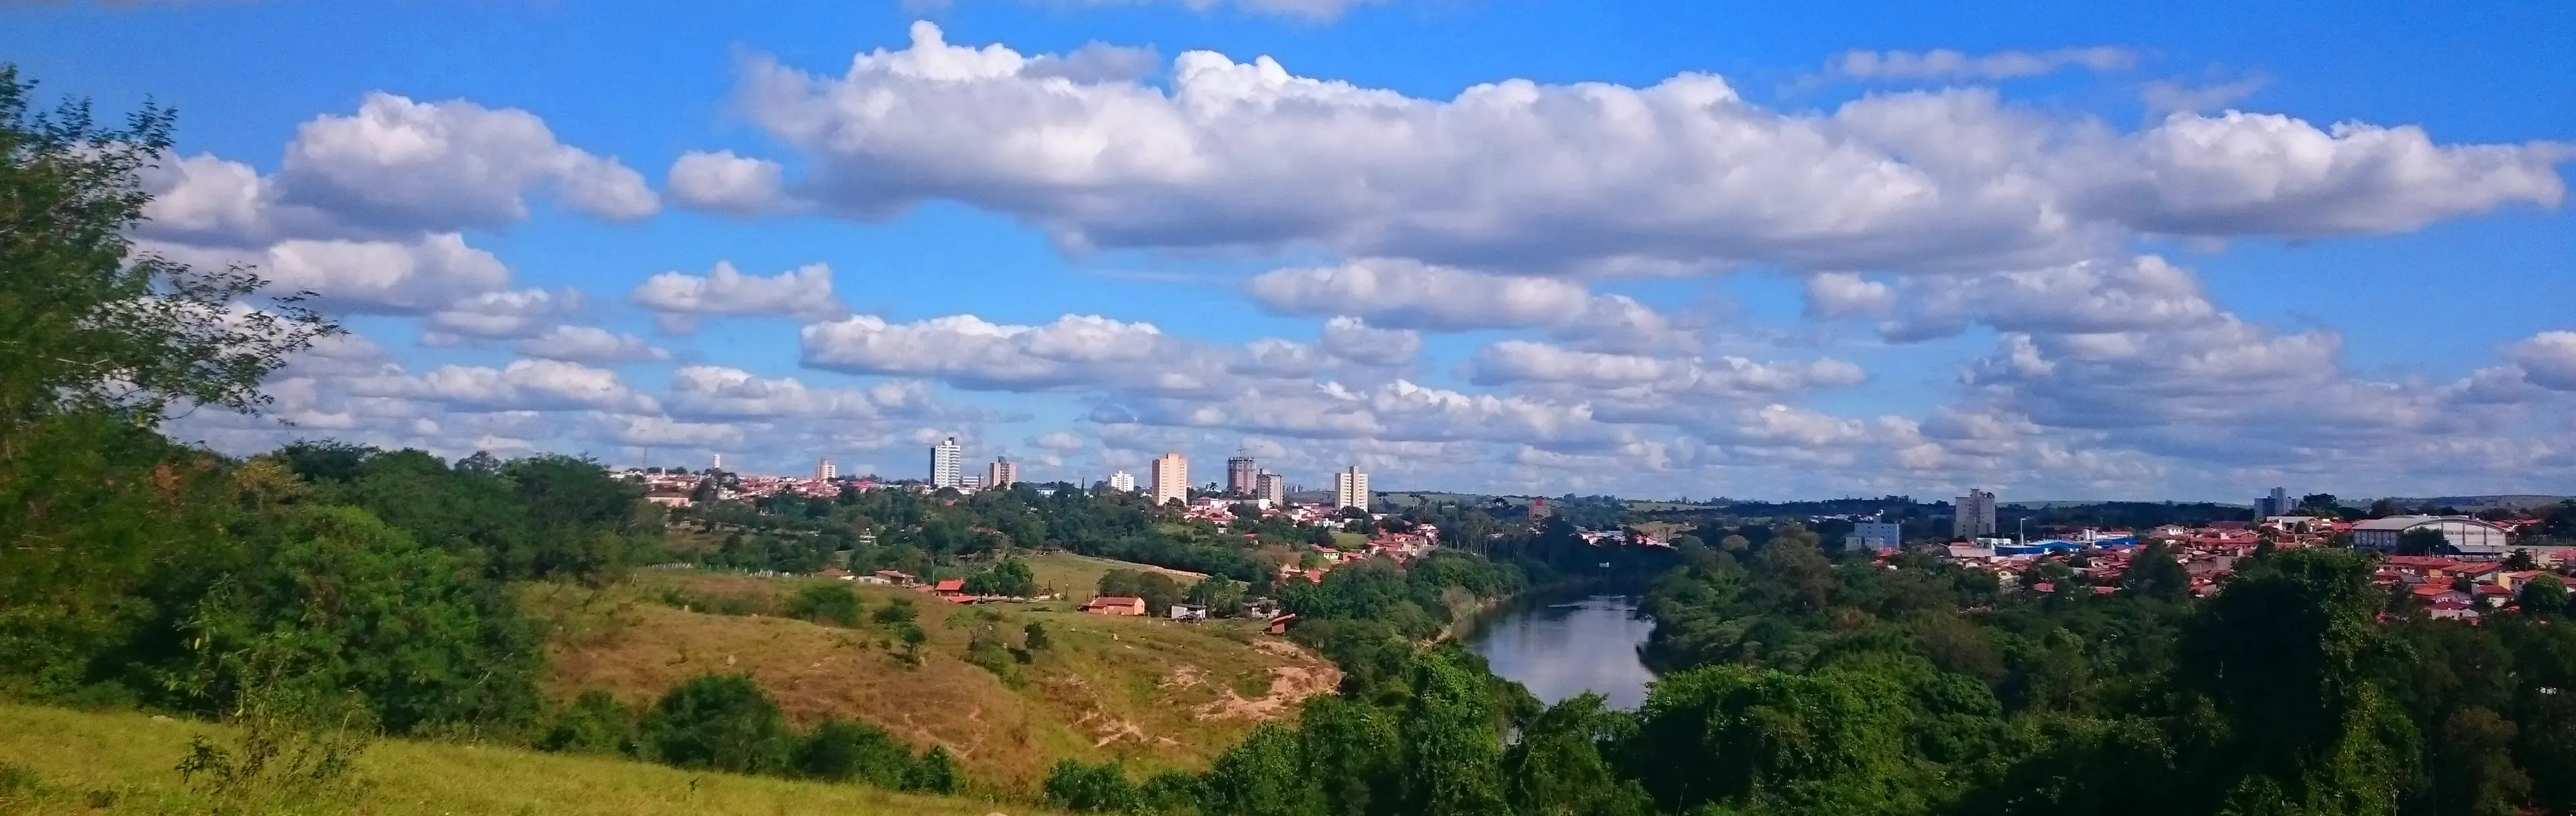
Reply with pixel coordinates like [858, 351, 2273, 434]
[786, 582, 863, 626]
[961, 556, 1037, 597]
[640, 673, 789, 774]
[180, 505, 541, 735]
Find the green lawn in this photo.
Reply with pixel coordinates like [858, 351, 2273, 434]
[0, 703, 1055, 815]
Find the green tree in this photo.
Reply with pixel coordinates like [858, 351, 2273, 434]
[640, 674, 788, 774]
[180, 505, 539, 735]
[1199, 723, 1317, 816]
[2398, 527, 2451, 556]
[1043, 759, 1139, 813]
[1023, 621, 1053, 652]
[1099, 568, 1144, 599]
[872, 597, 917, 626]
[1505, 693, 1651, 816]
[962, 556, 1036, 597]
[2122, 540, 2192, 599]
[790, 718, 915, 788]
[535, 688, 638, 756]
[2428, 707, 2528, 816]
[2176, 549, 2414, 815]
[786, 582, 861, 626]
[2519, 574, 2568, 617]
[1619, 663, 1915, 813]
[896, 621, 928, 664]
[1296, 694, 1399, 815]
[1397, 651, 1507, 816]
[0, 66, 335, 427]
[1187, 574, 1248, 617]
[904, 746, 961, 794]
[1749, 527, 1835, 615]
[0, 65, 334, 703]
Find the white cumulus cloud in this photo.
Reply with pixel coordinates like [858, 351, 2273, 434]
[666, 150, 792, 215]
[630, 260, 849, 329]
[1823, 46, 2136, 81]
[515, 325, 671, 362]
[275, 92, 657, 230]
[724, 23, 2565, 274]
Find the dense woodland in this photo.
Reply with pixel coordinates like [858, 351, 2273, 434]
[9, 67, 2576, 816]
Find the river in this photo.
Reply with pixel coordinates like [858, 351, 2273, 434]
[1462, 593, 1660, 710]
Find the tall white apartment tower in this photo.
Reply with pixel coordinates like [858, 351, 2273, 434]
[1953, 489, 1998, 540]
[815, 459, 836, 480]
[1108, 470, 1136, 493]
[1150, 452, 1189, 506]
[1333, 466, 1369, 511]
[1256, 472, 1287, 505]
[930, 437, 963, 489]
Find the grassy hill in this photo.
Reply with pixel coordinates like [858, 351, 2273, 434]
[531, 568, 1336, 790]
[0, 703, 1054, 815]
[1021, 552, 1210, 602]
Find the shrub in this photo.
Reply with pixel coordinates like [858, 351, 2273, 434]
[962, 557, 1037, 597]
[1024, 621, 1053, 652]
[966, 625, 1019, 684]
[1044, 758, 1138, 812]
[904, 746, 961, 794]
[181, 505, 541, 735]
[787, 583, 862, 626]
[534, 688, 637, 756]
[872, 598, 918, 626]
[173, 658, 373, 816]
[640, 674, 788, 774]
[790, 718, 915, 788]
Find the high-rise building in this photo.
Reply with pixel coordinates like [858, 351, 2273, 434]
[1333, 466, 1369, 511]
[1845, 521, 1902, 554]
[711, 452, 722, 472]
[1108, 470, 1136, 493]
[1953, 489, 1998, 540]
[815, 459, 836, 480]
[987, 457, 1018, 489]
[2256, 487, 2292, 517]
[1150, 452, 1189, 506]
[1256, 472, 1287, 505]
[1226, 452, 1258, 497]
[930, 437, 963, 489]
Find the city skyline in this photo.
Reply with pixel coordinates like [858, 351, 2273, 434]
[18, 1, 2574, 503]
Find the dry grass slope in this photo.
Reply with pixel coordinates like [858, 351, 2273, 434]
[532, 568, 1336, 790]
[0, 703, 1052, 815]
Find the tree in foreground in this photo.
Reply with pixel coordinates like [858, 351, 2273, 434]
[641, 674, 788, 774]
[1, 64, 337, 702]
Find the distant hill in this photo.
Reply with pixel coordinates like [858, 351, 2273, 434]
[2375, 495, 2575, 511]
[2006, 500, 2254, 509]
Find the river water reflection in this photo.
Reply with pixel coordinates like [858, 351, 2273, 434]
[1463, 594, 1660, 709]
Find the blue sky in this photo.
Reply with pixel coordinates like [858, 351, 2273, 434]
[8, 0, 2573, 501]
